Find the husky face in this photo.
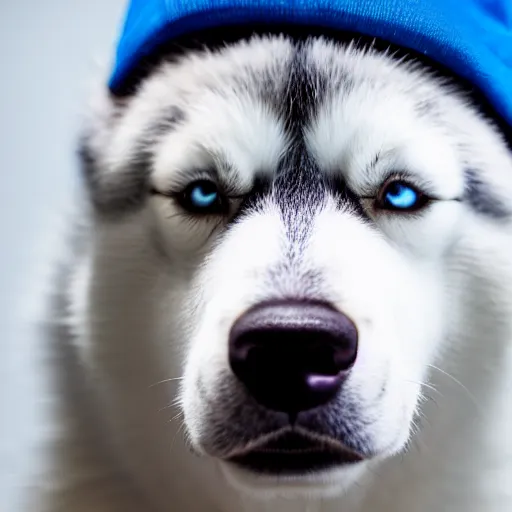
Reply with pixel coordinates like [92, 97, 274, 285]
[79, 35, 512, 498]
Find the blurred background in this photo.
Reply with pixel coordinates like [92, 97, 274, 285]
[0, 1, 126, 509]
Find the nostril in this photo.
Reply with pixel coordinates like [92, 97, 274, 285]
[229, 301, 358, 414]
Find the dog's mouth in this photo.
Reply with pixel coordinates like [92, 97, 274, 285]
[226, 430, 364, 475]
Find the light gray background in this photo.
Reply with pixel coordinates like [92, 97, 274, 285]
[0, 1, 126, 509]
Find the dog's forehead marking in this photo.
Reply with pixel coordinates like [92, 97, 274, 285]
[257, 45, 329, 251]
[229, 46, 371, 258]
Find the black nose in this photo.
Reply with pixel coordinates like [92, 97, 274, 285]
[228, 301, 358, 414]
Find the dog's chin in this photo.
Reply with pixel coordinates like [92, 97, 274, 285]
[218, 458, 369, 500]
[212, 429, 370, 499]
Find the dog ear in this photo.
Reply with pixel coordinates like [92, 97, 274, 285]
[78, 132, 149, 217]
[78, 84, 186, 217]
[76, 86, 136, 215]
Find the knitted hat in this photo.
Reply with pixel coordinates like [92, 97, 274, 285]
[109, 0, 512, 128]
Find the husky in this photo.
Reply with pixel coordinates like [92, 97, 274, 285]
[35, 33, 512, 512]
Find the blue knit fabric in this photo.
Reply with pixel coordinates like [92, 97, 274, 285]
[109, 0, 512, 128]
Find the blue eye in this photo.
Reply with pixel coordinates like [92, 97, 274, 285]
[380, 181, 425, 211]
[190, 184, 218, 207]
[181, 180, 225, 214]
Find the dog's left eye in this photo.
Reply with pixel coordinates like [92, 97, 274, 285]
[179, 180, 227, 214]
[377, 180, 428, 212]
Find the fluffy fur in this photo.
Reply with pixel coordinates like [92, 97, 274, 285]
[33, 35, 512, 512]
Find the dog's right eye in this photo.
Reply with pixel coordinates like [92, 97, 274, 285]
[178, 180, 228, 215]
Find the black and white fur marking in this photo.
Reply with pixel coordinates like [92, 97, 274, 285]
[33, 35, 512, 512]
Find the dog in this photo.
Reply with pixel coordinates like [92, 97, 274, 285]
[34, 33, 512, 512]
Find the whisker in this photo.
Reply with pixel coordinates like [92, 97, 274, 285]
[168, 410, 184, 425]
[149, 376, 184, 389]
[418, 390, 439, 409]
[158, 395, 183, 413]
[427, 363, 481, 411]
[403, 379, 442, 397]
[415, 408, 432, 429]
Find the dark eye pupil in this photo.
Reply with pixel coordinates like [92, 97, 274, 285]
[386, 182, 403, 197]
[180, 180, 225, 214]
[195, 181, 217, 196]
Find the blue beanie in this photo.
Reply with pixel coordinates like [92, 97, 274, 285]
[109, 0, 512, 129]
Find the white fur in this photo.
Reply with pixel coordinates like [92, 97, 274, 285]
[31, 36, 512, 512]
